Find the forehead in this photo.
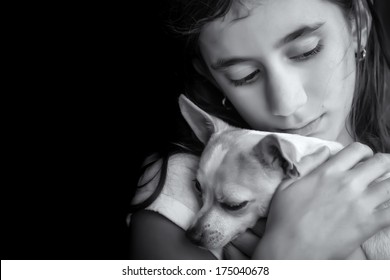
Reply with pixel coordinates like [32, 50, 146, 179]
[199, 0, 344, 60]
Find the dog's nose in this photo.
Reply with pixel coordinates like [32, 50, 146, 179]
[186, 226, 203, 246]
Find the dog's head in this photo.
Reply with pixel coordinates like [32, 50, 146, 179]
[179, 95, 302, 249]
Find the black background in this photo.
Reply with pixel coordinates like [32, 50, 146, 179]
[3, 1, 182, 259]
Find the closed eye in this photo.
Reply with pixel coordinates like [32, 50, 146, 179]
[221, 201, 249, 211]
[290, 43, 323, 61]
[193, 179, 202, 195]
[230, 69, 261, 87]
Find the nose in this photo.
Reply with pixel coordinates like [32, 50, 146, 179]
[266, 65, 307, 116]
[186, 226, 203, 246]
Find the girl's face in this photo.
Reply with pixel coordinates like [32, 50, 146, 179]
[198, 0, 358, 145]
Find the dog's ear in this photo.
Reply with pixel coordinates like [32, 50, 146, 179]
[178, 94, 232, 144]
[253, 134, 300, 178]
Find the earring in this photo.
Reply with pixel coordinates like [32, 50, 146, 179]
[356, 48, 367, 62]
[222, 97, 232, 110]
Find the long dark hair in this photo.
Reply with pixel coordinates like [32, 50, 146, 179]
[130, 0, 390, 212]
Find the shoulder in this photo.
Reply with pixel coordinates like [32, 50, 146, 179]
[128, 210, 216, 259]
[165, 153, 200, 193]
[132, 153, 200, 205]
[131, 152, 201, 230]
[138, 153, 199, 189]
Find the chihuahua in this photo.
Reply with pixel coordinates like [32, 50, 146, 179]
[178, 94, 389, 259]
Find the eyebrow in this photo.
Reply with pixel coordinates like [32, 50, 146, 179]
[210, 22, 325, 70]
[276, 22, 324, 48]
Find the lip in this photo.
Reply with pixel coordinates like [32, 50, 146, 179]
[279, 114, 324, 136]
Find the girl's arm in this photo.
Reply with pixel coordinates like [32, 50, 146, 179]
[129, 210, 216, 259]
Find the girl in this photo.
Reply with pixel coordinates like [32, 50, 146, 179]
[129, 0, 390, 259]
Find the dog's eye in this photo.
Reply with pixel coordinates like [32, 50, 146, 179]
[221, 201, 248, 211]
[193, 179, 202, 194]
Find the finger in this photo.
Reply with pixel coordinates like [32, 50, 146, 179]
[223, 242, 249, 260]
[278, 147, 331, 191]
[231, 230, 260, 257]
[295, 146, 331, 176]
[346, 247, 367, 259]
[350, 153, 390, 186]
[377, 199, 390, 210]
[374, 206, 390, 230]
[319, 142, 373, 173]
[250, 218, 267, 237]
[366, 178, 390, 209]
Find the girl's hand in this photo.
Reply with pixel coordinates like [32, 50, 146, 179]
[223, 218, 267, 259]
[252, 142, 390, 259]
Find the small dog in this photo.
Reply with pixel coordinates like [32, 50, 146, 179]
[178, 94, 390, 259]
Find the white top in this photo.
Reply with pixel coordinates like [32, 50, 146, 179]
[132, 153, 201, 230]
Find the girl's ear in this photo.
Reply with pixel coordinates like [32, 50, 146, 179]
[351, 0, 372, 52]
[178, 94, 233, 144]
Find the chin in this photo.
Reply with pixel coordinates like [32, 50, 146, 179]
[309, 130, 337, 142]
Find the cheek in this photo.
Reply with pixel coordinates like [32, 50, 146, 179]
[216, 81, 274, 128]
[230, 93, 273, 128]
[306, 47, 356, 111]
